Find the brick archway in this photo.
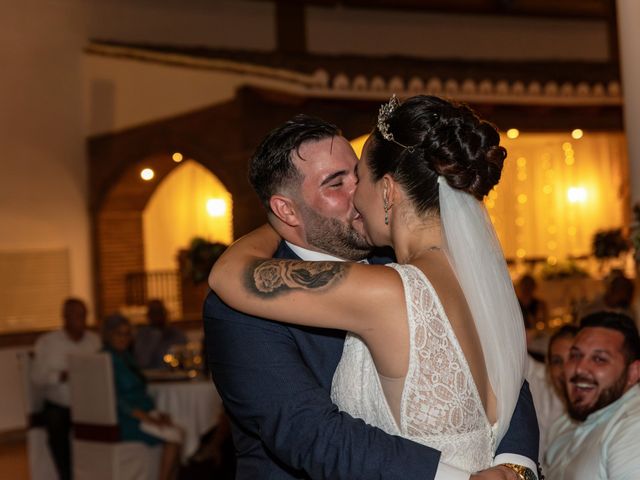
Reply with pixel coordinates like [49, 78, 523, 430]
[89, 98, 255, 317]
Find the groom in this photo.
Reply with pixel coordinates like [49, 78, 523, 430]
[203, 115, 539, 479]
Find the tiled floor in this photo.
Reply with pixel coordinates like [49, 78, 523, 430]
[0, 438, 28, 480]
[0, 435, 234, 479]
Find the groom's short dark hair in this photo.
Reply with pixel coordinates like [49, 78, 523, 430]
[249, 114, 340, 210]
[580, 311, 640, 364]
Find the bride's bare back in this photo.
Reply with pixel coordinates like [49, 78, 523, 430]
[362, 249, 496, 427]
[414, 253, 497, 425]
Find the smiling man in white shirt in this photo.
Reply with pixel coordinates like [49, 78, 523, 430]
[544, 311, 640, 479]
[31, 297, 101, 480]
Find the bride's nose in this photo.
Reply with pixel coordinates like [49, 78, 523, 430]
[347, 174, 358, 195]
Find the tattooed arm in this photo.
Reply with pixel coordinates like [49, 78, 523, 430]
[209, 225, 404, 341]
[248, 259, 349, 297]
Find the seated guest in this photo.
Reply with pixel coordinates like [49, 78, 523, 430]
[516, 274, 550, 360]
[102, 314, 182, 480]
[544, 312, 640, 479]
[527, 325, 577, 459]
[516, 274, 549, 330]
[32, 297, 101, 480]
[579, 273, 635, 321]
[133, 299, 187, 369]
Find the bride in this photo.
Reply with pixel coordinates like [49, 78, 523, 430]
[209, 95, 527, 473]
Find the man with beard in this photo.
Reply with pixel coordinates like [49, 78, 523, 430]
[203, 115, 539, 479]
[544, 312, 640, 479]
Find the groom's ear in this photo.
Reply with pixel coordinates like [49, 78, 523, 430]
[269, 194, 301, 227]
[625, 359, 640, 389]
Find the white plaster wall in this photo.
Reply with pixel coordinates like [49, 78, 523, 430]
[84, 54, 320, 135]
[0, 0, 93, 315]
[307, 6, 609, 61]
[84, 55, 242, 135]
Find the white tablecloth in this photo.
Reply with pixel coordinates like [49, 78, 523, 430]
[148, 379, 222, 461]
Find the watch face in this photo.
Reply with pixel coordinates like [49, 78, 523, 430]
[521, 468, 537, 480]
[503, 464, 537, 480]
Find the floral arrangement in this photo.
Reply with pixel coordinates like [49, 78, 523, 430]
[592, 228, 630, 259]
[185, 237, 227, 284]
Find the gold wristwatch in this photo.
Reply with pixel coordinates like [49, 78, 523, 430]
[500, 463, 537, 480]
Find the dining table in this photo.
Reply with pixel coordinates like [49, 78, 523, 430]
[146, 369, 223, 462]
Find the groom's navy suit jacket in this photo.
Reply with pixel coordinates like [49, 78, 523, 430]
[203, 242, 539, 479]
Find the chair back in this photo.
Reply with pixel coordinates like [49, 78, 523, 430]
[69, 353, 159, 480]
[69, 353, 118, 425]
[16, 351, 44, 417]
[16, 351, 59, 480]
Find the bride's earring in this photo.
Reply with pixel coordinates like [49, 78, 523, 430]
[383, 196, 389, 225]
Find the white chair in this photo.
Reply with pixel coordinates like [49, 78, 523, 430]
[68, 353, 160, 480]
[16, 351, 59, 480]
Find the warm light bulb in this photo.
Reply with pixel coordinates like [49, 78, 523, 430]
[567, 187, 587, 203]
[507, 128, 520, 139]
[140, 168, 155, 181]
[172, 152, 183, 163]
[207, 198, 227, 217]
[571, 129, 584, 140]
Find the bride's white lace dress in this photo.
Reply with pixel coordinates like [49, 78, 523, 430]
[331, 263, 497, 472]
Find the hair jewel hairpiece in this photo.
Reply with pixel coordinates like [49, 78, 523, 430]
[377, 94, 418, 153]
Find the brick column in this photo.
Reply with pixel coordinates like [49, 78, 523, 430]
[96, 211, 145, 317]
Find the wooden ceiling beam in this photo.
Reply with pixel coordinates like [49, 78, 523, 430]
[254, 0, 610, 20]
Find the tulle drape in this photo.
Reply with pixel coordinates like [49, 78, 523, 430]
[438, 177, 527, 444]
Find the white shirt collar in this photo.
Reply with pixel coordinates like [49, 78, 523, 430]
[285, 241, 346, 262]
[585, 383, 640, 424]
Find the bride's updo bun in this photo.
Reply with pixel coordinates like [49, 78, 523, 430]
[367, 95, 506, 214]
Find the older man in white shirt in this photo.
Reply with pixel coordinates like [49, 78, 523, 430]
[544, 312, 640, 479]
[31, 298, 101, 480]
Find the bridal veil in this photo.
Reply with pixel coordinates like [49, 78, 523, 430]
[438, 176, 527, 444]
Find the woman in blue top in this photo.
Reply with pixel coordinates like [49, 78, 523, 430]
[102, 314, 182, 480]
